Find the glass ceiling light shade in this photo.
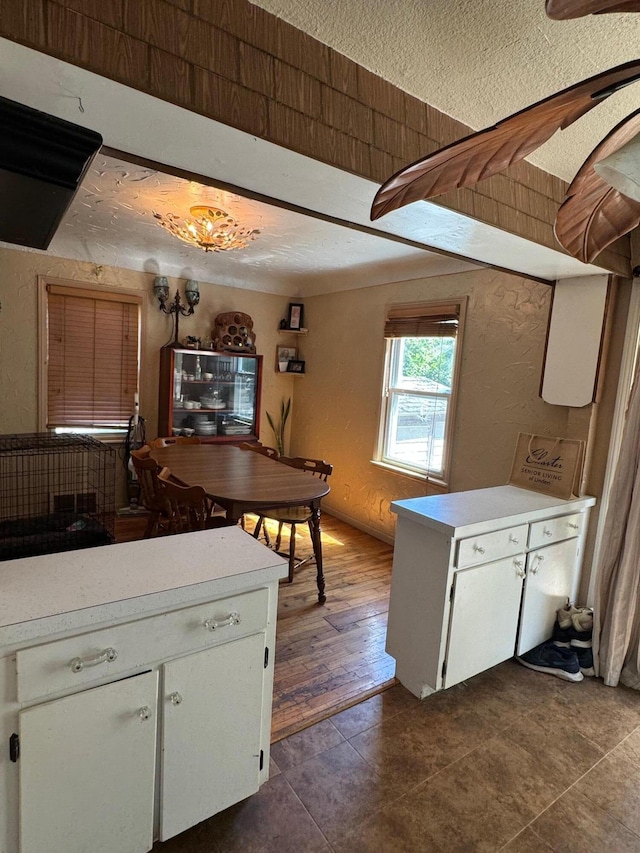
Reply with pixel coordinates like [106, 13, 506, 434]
[593, 135, 640, 203]
[154, 206, 260, 252]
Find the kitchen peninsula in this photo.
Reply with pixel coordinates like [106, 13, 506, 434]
[0, 527, 287, 853]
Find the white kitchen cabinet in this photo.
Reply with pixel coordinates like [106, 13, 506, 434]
[0, 526, 287, 853]
[19, 670, 158, 853]
[518, 536, 581, 655]
[160, 633, 266, 841]
[386, 485, 595, 698]
[444, 555, 525, 688]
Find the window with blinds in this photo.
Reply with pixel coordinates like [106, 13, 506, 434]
[376, 300, 466, 482]
[46, 283, 141, 432]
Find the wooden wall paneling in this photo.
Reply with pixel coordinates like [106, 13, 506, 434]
[320, 87, 374, 142]
[357, 66, 406, 124]
[332, 128, 371, 176]
[122, 0, 181, 55]
[182, 18, 239, 80]
[369, 147, 399, 184]
[239, 41, 275, 98]
[193, 65, 269, 135]
[149, 46, 193, 106]
[404, 93, 430, 134]
[52, 0, 124, 29]
[164, 0, 193, 12]
[276, 22, 332, 84]
[0, 0, 46, 45]
[193, 0, 279, 59]
[274, 60, 323, 119]
[328, 50, 359, 99]
[47, 3, 149, 85]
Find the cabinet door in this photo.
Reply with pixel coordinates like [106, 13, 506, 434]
[444, 556, 524, 689]
[19, 670, 158, 853]
[517, 538, 580, 655]
[159, 632, 266, 841]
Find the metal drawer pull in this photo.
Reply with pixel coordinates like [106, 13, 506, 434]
[509, 534, 520, 544]
[472, 544, 485, 554]
[531, 554, 545, 574]
[543, 528, 553, 537]
[70, 647, 118, 673]
[513, 559, 525, 578]
[203, 612, 241, 631]
[169, 692, 183, 706]
[138, 706, 152, 721]
[567, 522, 579, 530]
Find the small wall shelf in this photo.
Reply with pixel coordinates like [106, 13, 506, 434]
[276, 327, 307, 374]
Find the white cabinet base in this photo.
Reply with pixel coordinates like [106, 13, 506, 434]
[387, 486, 595, 698]
[445, 556, 524, 689]
[20, 671, 158, 853]
[160, 634, 265, 841]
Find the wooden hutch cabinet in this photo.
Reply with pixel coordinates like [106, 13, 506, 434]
[158, 347, 262, 443]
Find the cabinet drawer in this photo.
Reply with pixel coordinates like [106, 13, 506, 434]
[16, 587, 269, 703]
[528, 513, 583, 549]
[456, 524, 527, 568]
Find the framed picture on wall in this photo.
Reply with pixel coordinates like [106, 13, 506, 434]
[287, 303, 304, 330]
[276, 345, 297, 371]
[287, 359, 305, 374]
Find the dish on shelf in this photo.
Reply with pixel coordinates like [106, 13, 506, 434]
[200, 396, 226, 409]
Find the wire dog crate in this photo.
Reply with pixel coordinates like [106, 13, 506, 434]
[0, 433, 115, 561]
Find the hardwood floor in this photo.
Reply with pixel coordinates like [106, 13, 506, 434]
[115, 511, 398, 743]
[251, 513, 397, 742]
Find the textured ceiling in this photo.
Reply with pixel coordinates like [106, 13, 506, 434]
[39, 153, 479, 295]
[250, 0, 640, 183]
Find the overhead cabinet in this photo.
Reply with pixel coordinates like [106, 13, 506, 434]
[386, 485, 595, 698]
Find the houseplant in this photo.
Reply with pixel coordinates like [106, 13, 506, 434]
[266, 397, 291, 456]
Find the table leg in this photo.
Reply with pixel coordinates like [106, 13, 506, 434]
[309, 505, 326, 605]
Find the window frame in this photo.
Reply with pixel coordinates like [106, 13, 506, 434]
[375, 298, 467, 486]
[38, 276, 143, 440]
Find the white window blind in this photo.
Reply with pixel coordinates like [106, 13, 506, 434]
[46, 284, 141, 430]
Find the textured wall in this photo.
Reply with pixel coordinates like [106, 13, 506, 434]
[0, 246, 595, 540]
[290, 269, 577, 540]
[0, 247, 296, 498]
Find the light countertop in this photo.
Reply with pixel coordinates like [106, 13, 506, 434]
[392, 485, 596, 537]
[0, 527, 288, 647]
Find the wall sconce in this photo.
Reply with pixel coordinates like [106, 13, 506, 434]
[153, 277, 200, 346]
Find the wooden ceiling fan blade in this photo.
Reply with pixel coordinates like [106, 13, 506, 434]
[555, 110, 640, 263]
[371, 61, 640, 221]
[546, 0, 640, 19]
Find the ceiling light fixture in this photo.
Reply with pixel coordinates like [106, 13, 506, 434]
[154, 206, 260, 252]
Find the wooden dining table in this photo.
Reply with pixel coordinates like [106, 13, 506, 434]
[150, 444, 331, 603]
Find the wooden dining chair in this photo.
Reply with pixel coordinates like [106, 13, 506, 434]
[239, 442, 279, 459]
[157, 468, 234, 533]
[130, 448, 171, 537]
[253, 456, 333, 583]
[150, 436, 201, 449]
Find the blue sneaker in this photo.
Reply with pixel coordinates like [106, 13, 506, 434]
[517, 641, 583, 682]
[574, 645, 595, 677]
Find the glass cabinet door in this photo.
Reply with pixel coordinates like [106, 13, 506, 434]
[159, 348, 262, 442]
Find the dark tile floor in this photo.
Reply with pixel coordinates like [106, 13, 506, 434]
[157, 660, 640, 853]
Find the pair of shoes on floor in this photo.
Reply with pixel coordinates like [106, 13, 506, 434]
[517, 640, 584, 682]
[552, 601, 594, 677]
